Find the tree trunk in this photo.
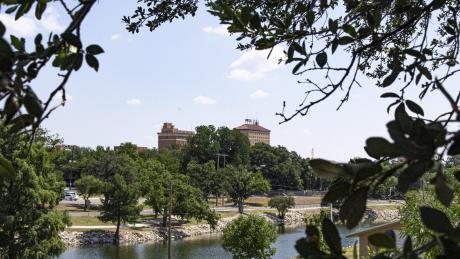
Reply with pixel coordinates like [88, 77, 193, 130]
[114, 215, 121, 245]
[162, 207, 168, 227]
[215, 195, 219, 206]
[238, 199, 244, 214]
[84, 198, 89, 211]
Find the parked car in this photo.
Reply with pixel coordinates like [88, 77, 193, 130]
[64, 192, 79, 201]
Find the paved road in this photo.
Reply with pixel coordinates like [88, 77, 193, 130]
[63, 198, 402, 217]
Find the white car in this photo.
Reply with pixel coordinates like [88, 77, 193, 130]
[64, 192, 79, 201]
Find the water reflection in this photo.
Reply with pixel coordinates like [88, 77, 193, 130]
[58, 225, 368, 259]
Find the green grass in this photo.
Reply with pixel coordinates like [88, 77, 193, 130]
[70, 216, 114, 226]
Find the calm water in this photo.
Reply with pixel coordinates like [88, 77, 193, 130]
[58, 225, 365, 259]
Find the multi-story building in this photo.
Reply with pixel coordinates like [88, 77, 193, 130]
[235, 119, 270, 145]
[157, 122, 195, 150]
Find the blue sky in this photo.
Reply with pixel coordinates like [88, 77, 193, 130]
[0, 1, 452, 161]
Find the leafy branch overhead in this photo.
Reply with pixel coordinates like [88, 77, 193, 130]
[123, 0, 460, 257]
[0, 0, 104, 136]
[124, 0, 459, 123]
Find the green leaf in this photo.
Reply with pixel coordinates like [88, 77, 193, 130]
[432, 0, 447, 9]
[322, 218, 342, 255]
[416, 65, 432, 80]
[338, 36, 354, 45]
[382, 70, 400, 87]
[309, 159, 345, 180]
[454, 171, 460, 182]
[331, 39, 338, 54]
[292, 61, 304, 74]
[397, 160, 433, 193]
[364, 137, 399, 159]
[343, 24, 357, 38]
[5, 6, 18, 14]
[444, 25, 456, 35]
[403, 236, 413, 257]
[35, 2, 47, 19]
[291, 42, 305, 55]
[0, 38, 14, 71]
[0, 155, 15, 178]
[328, 19, 338, 33]
[306, 11, 315, 27]
[395, 103, 412, 133]
[403, 49, 422, 58]
[0, 21, 5, 37]
[86, 44, 104, 55]
[9, 114, 35, 133]
[74, 53, 83, 71]
[61, 33, 82, 48]
[405, 100, 424, 116]
[85, 54, 99, 72]
[380, 92, 400, 98]
[16, 0, 33, 20]
[316, 52, 327, 68]
[10, 35, 24, 51]
[339, 187, 368, 229]
[420, 207, 453, 234]
[435, 174, 453, 207]
[368, 232, 396, 249]
[24, 90, 43, 118]
[322, 180, 350, 203]
[448, 136, 460, 155]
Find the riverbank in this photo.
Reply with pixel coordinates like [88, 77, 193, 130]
[60, 207, 399, 247]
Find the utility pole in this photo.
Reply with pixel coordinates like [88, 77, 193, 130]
[216, 153, 228, 169]
[168, 182, 172, 259]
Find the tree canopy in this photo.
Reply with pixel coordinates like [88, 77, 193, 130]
[222, 215, 277, 259]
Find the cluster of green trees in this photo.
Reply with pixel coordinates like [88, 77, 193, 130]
[0, 127, 70, 258]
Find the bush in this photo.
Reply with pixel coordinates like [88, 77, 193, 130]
[222, 215, 277, 259]
[268, 196, 295, 220]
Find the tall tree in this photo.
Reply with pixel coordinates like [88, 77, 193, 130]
[222, 215, 277, 259]
[0, 127, 70, 258]
[186, 160, 217, 200]
[140, 161, 219, 228]
[224, 166, 271, 213]
[98, 173, 142, 245]
[216, 127, 251, 166]
[250, 143, 304, 190]
[74, 175, 104, 211]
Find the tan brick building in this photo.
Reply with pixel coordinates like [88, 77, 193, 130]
[157, 122, 195, 150]
[235, 119, 270, 145]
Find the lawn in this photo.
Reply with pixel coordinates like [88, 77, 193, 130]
[70, 216, 114, 226]
[244, 195, 323, 207]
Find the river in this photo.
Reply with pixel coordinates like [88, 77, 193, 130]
[58, 224, 369, 259]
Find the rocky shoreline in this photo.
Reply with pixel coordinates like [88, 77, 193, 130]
[61, 208, 400, 247]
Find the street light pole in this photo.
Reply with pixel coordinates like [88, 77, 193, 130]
[168, 182, 172, 259]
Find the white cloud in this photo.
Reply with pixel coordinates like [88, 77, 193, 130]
[0, 7, 63, 37]
[194, 95, 217, 105]
[0, 14, 38, 37]
[250, 90, 269, 99]
[227, 45, 285, 81]
[202, 25, 229, 36]
[40, 7, 64, 32]
[126, 98, 142, 105]
[111, 34, 121, 41]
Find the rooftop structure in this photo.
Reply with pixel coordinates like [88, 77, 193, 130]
[235, 119, 270, 145]
[157, 122, 195, 150]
